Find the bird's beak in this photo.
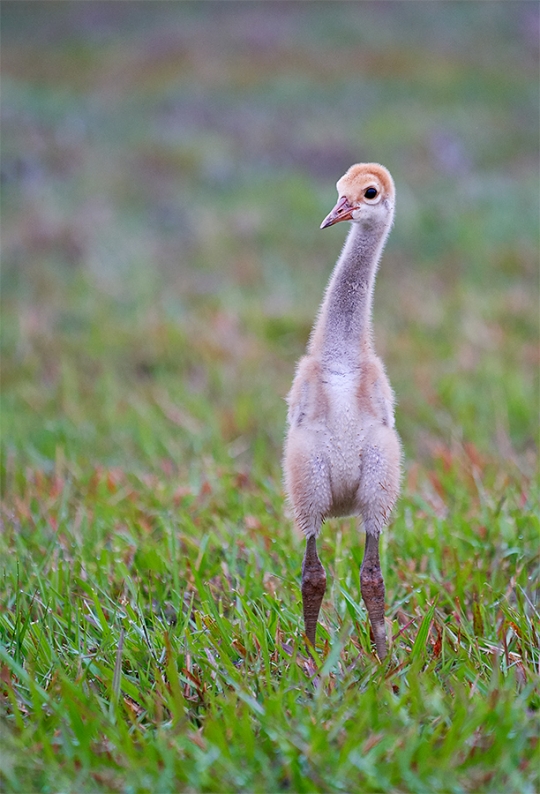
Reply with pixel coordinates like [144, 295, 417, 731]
[320, 195, 354, 229]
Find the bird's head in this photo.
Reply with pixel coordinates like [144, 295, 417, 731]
[320, 163, 395, 230]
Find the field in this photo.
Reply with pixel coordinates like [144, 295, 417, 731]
[1, 3, 539, 792]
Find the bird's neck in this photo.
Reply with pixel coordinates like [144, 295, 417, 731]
[309, 221, 389, 367]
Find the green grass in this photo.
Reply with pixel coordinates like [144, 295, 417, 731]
[1, 3, 539, 792]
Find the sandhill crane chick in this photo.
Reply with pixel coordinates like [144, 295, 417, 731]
[283, 163, 402, 660]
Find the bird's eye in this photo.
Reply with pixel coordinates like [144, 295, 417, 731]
[365, 187, 378, 200]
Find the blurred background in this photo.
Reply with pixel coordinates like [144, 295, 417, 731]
[1, 1, 538, 483]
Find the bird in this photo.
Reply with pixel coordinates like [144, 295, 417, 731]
[283, 163, 401, 660]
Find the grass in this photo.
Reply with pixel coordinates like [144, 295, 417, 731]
[1, 3, 539, 792]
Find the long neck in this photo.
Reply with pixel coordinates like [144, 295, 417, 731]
[308, 221, 389, 367]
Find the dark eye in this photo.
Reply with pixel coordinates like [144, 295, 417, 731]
[365, 187, 378, 199]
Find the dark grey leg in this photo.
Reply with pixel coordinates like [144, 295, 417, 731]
[360, 533, 387, 660]
[301, 535, 327, 647]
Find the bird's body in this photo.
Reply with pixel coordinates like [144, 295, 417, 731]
[283, 163, 401, 659]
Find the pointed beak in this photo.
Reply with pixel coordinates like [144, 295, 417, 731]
[320, 195, 354, 229]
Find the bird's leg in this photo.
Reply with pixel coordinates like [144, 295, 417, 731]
[360, 532, 387, 660]
[301, 535, 327, 647]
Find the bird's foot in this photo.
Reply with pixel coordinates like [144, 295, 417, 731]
[302, 536, 327, 648]
[360, 533, 387, 660]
